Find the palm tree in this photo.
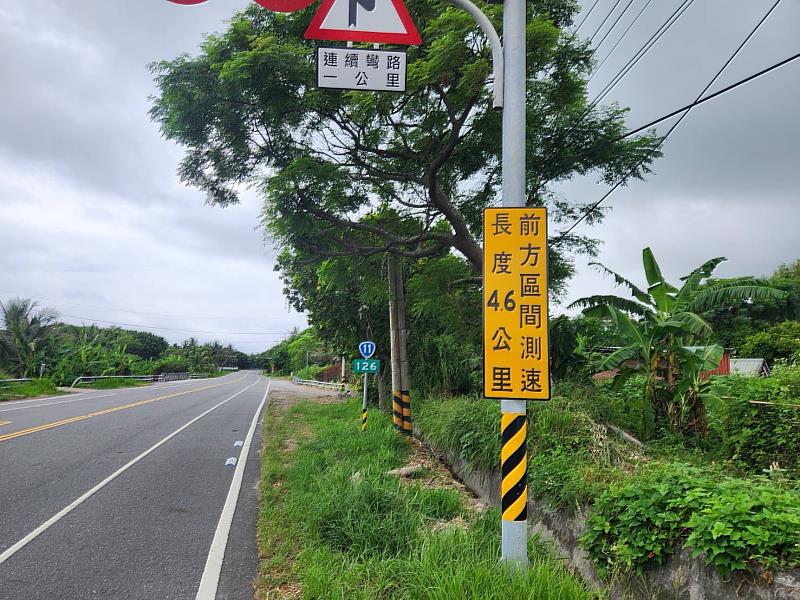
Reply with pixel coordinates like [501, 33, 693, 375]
[0, 298, 58, 377]
[570, 249, 785, 437]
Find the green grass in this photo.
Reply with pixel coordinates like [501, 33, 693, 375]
[0, 378, 60, 401]
[257, 397, 601, 599]
[82, 378, 151, 390]
[415, 394, 639, 510]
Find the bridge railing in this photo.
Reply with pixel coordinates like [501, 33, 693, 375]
[292, 377, 348, 392]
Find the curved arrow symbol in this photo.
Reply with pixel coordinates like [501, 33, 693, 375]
[349, 0, 376, 27]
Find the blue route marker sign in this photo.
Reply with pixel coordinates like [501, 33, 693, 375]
[359, 341, 376, 359]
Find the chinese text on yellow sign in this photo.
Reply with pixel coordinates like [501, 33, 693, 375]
[483, 208, 550, 400]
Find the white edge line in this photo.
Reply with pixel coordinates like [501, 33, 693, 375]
[0, 393, 118, 414]
[0, 377, 261, 566]
[195, 377, 272, 600]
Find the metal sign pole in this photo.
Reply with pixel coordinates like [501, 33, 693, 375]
[361, 372, 369, 432]
[501, 0, 528, 570]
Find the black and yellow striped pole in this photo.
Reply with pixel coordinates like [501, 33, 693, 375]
[392, 391, 403, 431]
[501, 410, 528, 560]
[361, 373, 369, 432]
[399, 390, 412, 435]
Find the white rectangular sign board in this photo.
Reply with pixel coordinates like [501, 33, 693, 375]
[317, 48, 407, 92]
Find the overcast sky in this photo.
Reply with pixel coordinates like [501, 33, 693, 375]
[1, 1, 798, 352]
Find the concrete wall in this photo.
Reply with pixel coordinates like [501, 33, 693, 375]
[426, 439, 800, 600]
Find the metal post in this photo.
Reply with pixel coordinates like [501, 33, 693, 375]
[501, 0, 529, 569]
[361, 373, 369, 432]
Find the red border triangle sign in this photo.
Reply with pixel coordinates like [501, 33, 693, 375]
[305, 0, 422, 45]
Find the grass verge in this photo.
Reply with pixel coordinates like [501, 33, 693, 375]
[82, 378, 152, 390]
[0, 378, 60, 401]
[256, 396, 600, 599]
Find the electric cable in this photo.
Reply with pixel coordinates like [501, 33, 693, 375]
[575, 0, 602, 34]
[591, 0, 696, 102]
[619, 51, 800, 141]
[593, 0, 637, 53]
[556, 0, 784, 240]
[592, 0, 655, 76]
[589, 0, 624, 44]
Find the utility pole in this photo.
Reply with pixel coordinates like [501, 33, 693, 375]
[388, 257, 403, 430]
[394, 261, 412, 435]
[500, 0, 529, 570]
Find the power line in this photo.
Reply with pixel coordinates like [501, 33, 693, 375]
[593, 0, 637, 53]
[591, 0, 696, 102]
[533, 0, 693, 195]
[557, 0, 784, 240]
[592, 0, 655, 76]
[589, 0, 624, 43]
[620, 51, 800, 141]
[59, 314, 292, 336]
[575, 0, 602, 34]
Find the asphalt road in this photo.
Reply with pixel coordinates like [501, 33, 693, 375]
[0, 372, 303, 599]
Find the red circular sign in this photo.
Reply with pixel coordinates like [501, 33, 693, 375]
[252, 0, 316, 12]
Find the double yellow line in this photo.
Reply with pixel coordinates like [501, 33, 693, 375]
[0, 377, 245, 444]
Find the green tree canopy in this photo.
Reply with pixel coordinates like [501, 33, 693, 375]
[150, 1, 660, 292]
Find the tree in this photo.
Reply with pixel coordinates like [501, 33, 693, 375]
[774, 259, 800, 280]
[570, 249, 785, 437]
[739, 321, 800, 363]
[0, 298, 58, 377]
[150, 1, 660, 296]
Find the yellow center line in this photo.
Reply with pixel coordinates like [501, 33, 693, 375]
[0, 420, 11, 426]
[0, 376, 247, 444]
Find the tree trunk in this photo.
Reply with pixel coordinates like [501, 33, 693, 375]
[376, 361, 389, 413]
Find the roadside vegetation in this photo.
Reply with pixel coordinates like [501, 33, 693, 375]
[257, 395, 600, 599]
[0, 297, 256, 392]
[414, 255, 800, 583]
[80, 378, 152, 390]
[0, 378, 59, 402]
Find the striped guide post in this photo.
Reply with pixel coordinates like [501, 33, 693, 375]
[392, 391, 403, 430]
[361, 408, 368, 432]
[400, 391, 412, 435]
[501, 409, 527, 564]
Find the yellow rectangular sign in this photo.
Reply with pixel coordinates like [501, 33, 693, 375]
[483, 207, 550, 400]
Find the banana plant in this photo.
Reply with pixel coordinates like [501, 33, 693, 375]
[570, 248, 785, 437]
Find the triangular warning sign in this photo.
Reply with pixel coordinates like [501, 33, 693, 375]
[305, 0, 422, 45]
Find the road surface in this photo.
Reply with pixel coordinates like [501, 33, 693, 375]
[0, 372, 323, 599]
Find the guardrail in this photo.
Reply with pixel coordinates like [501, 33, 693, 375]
[292, 377, 348, 392]
[69, 372, 214, 388]
[0, 378, 33, 385]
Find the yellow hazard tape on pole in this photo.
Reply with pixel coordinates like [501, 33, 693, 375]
[361, 408, 368, 432]
[401, 390, 412, 436]
[501, 412, 527, 522]
[392, 390, 403, 430]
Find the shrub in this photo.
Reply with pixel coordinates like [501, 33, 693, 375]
[294, 364, 325, 380]
[722, 366, 800, 476]
[739, 320, 800, 362]
[582, 463, 800, 578]
[685, 479, 800, 574]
